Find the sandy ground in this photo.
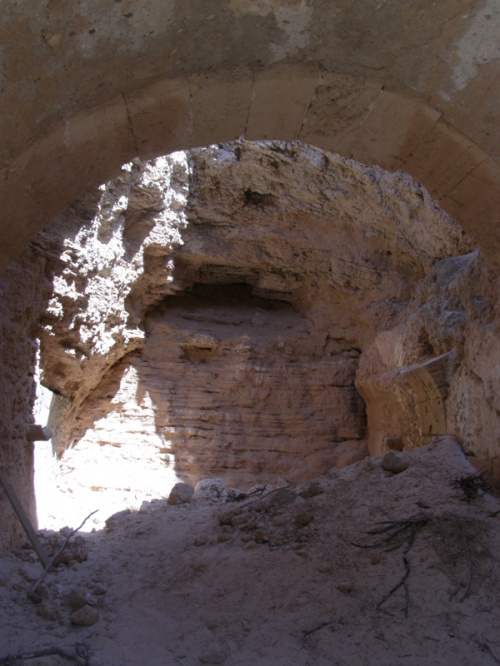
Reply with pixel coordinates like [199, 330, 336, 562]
[1, 437, 500, 665]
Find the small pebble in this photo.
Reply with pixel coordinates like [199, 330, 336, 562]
[71, 604, 99, 626]
[66, 586, 92, 610]
[337, 580, 354, 593]
[363, 457, 374, 471]
[381, 451, 409, 474]
[254, 529, 268, 543]
[294, 512, 314, 528]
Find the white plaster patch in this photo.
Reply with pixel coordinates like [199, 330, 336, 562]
[451, 1, 500, 92]
[270, 1, 313, 62]
[74, 1, 175, 57]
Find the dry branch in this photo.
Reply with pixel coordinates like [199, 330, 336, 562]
[449, 519, 472, 602]
[352, 515, 429, 617]
[377, 556, 411, 617]
[0, 646, 88, 665]
[30, 510, 98, 594]
[351, 515, 428, 553]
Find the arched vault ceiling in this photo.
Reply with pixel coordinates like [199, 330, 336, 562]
[0, 0, 499, 272]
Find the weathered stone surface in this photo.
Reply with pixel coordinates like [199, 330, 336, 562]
[194, 479, 228, 502]
[357, 249, 500, 476]
[29, 142, 473, 492]
[0, 140, 479, 549]
[70, 604, 99, 627]
[168, 482, 194, 505]
[381, 451, 409, 475]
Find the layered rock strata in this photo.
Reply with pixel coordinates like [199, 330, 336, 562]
[0, 141, 478, 549]
[70, 286, 366, 488]
[357, 248, 500, 478]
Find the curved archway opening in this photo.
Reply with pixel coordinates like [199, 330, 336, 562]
[2, 65, 499, 276]
[0, 139, 485, 531]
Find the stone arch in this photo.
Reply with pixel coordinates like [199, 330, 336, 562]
[1, 64, 499, 274]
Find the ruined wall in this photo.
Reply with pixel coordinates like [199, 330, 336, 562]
[0, 252, 53, 548]
[1, 2, 500, 277]
[0, 141, 477, 549]
[357, 249, 500, 476]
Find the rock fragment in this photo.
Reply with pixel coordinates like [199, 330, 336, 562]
[194, 478, 227, 501]
[37, 600, 62, 621]
[70, 603, 99, 626]
[168, 482, 194, 505]
[299, 480, 324, 498]
[294, 512, 314, 528]
[381, 451, 409, 474]
[363, 456, 374, 471]
[66, 586, 92, 610]
[105, 508, 131, 529]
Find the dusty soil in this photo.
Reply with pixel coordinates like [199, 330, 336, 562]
[1, 437, 500, 666]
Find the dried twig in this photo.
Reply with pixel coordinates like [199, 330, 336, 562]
[352, 516, 429, 617]
[0, 646, 88, 665]
[31, 510, 98, 593]
[376, 556, 411, 617]
[479, 641, 500, 665]
[454, 473, 491, 502]
[302, 621, 334, 639]
[351, 516, 428, 553]
[449, 519, 472, 602]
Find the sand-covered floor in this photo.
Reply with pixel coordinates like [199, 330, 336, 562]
[1, 438, 499, 665]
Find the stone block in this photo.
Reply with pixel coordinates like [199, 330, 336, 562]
[350, 90, 441, 171]
[299, 72, 382, 156]
[189, 67, 254, 148]
[441, 157, 500, 274]
[403, 119, 488, 199]
[125, 77, 192, 160]
[0, 96, 136, 273]
[245, 64, 319, 142]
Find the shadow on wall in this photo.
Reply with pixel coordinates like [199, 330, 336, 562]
[0, 243, 59, 549]
[61, 282, 367, 499]
[0, 139, 487, 546]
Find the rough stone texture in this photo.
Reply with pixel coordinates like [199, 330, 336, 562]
[69, 286, 366, 489]
[0, 140, 476, 550]
[357, 249, 500, 477]
[37, 142, 471, 489]
[0, 3, 500, 275]
[167, 482, 194, 505]
[0, 251, 53, 549]
[36, 154, 190, 452]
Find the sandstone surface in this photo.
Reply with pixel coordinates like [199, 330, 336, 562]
[0, 140, 477, 545]
[357, 248, 500, 479]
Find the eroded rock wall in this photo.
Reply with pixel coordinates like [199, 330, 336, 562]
[357, 249, 500, 475]
[69, 286, 366, 488]
[0, 251, 53, 548]
[43, 142, 472, 488]
[0, 140, 479, 550]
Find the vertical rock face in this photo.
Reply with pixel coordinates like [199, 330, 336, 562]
[0, 252, 53, 547]
[72, 286, 366, 488]
[357, 249, 500, 475]
[0, 140, 478, 549]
